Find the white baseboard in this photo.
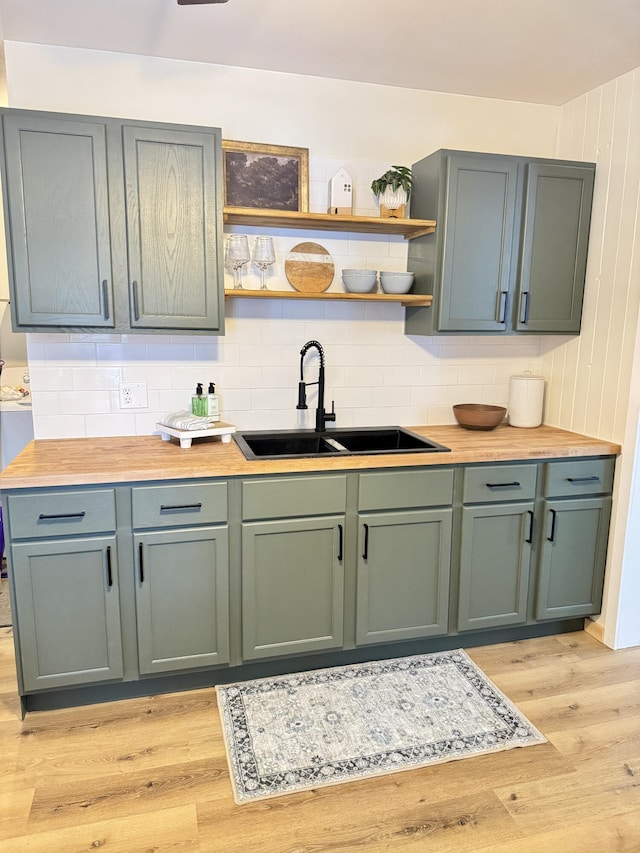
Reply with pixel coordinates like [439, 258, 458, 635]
[584, 618, 605, 645]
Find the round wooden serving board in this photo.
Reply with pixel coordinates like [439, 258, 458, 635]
[284, 242, 334, 292]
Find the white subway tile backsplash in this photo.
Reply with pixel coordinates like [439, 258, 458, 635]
[71, 367, 122, 391]
[95, 343, 148, 363]
[251, 388, 295, 410]
[85, 413, 137, 437]
[34, 414, 87, 439]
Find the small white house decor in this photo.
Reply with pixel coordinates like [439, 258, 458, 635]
[328, 168, 353, 215]
[371, 165, 413, 219]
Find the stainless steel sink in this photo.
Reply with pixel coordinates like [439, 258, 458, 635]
[234, 427, 450, 460]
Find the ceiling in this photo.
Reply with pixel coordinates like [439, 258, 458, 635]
[0, 0, 638, 106]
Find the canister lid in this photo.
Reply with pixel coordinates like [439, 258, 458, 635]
[510, 370, 544, 381]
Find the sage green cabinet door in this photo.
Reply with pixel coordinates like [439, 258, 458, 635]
[356, 509, 451, 645]
[134, 527, 229, 674]
[242, 516, 345, 660]
[515, 163, 594, 333]
[458, 503, 533, 632]
[123, 124, 223, 332]
[1, 113, 115, 328]
[11, 536, 123, 692]
[438, 154, 518, 332]
[535, 497, 611, 620]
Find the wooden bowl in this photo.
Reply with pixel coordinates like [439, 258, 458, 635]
[453, 403, 507, 431]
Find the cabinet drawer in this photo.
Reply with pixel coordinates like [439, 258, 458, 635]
[8, 489, 116, 539]
[242, 475, 347, 520]
[543, 457, 615, 498]
[132, 482, 227, 528]
[463, 464, 537, 504]
[358, 468, 454, 511]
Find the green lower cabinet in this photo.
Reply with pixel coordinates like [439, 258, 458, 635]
[458, 502, 533, 631]
[11, 536, 123, 692]
[134, 527, 229, 674]
[356, 509, 452, 645]
[242, 516, 345, 660]
[535, 497, 612, 620]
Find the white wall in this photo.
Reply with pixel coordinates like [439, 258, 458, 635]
[3, 42, 561, 439]
[542, 66, 640, 648]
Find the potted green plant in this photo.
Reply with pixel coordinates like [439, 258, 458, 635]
[371, 165, 413, 217]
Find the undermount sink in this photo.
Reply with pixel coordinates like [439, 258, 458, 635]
[234, 427, 450, 460]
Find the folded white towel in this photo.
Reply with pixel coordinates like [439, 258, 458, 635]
[158, 410, 219, 431]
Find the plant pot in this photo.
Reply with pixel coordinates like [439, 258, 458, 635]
[378, 186, 408, 218]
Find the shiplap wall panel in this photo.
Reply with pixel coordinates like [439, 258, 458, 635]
[546, 66, 640, 648]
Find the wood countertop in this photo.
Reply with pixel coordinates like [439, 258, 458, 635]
[0, 425, 621, 491]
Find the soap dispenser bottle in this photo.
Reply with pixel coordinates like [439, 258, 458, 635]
[207, 382, 220, 420]
[191, 383, 207, 417]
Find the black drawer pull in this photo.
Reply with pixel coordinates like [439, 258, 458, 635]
[337, 524, 343, 561]
[102, 279, 110, 320]
[496, 290, 508, 324]
[159, 503, 203, 512]
[547, 508, 557, 542]
[567, 476, 600, 484]
[525, 510, 534, 544]
[139, 542, 144, 583]
[486, 481, 521, 489]
[362, 524, 369, 560]
[132, 280, 140, 321]
[38, 511, 86, 521]
[106, 546, 113, 588]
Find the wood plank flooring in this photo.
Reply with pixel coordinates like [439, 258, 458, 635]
[0, 627, 639, 851]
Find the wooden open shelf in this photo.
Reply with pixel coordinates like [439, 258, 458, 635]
[223, 207, 436, 240]
[224, 289, 432, 307]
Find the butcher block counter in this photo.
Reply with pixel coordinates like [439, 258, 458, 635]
[0, 423, 621, 489]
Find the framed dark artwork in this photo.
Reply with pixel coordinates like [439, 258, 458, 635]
[222, 140, 309, 213]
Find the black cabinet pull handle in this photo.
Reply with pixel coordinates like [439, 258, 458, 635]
[519, 291, 530, 325]
[102, 279, 110, 320]
[362, 524, 369, 560]
[132, 281, 140, 321]
[159, 503, 203, 512]
[106, 546, 113, 588]
[567, 476, 600, 484]
[496, 290, 508, 324]
[139, 542, 144, 583]
[38, 511, 86, 520]
[525, 510, 534, 544]
[547, 509, 557, 542]
[337, 524, 343, 561]
[486, 481, 521, 489]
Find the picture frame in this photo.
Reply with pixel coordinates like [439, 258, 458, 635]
[222, 140, 309, 213]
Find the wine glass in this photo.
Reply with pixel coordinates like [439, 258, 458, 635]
[225, 235, 251, 289]
[252, 236, 276, 290]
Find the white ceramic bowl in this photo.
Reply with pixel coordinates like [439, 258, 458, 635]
[342, 269, 378, 293]
[379, 271, 415, 294]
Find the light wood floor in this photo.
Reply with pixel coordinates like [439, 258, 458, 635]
[1, 628, 640, 852]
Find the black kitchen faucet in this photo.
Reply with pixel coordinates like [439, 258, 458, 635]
[296, 340, 337, 432]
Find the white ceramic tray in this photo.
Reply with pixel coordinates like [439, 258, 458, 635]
[156, 421, 236, 449]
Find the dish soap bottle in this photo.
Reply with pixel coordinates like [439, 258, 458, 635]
[207, 382, 220, 421]
[191, 383, 207, 417]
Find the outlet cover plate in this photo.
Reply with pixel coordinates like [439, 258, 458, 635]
[119, 382, 148, 409]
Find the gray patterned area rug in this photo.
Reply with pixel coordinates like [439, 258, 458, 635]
[215, 649, 546, 804]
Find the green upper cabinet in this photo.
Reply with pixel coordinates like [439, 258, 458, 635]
[0, 109, 225, 335]
[405, 149, 595, 336]
[1, 114, 115, 328]
[122, 124, 222, 332]
[515, 162, 594, 333]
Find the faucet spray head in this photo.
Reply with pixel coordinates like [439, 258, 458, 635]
[296, 382, 308, 409]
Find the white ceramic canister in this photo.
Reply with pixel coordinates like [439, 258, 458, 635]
[508, 371, 545, 428]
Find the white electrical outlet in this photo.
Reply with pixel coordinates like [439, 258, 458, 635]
[119, 382, 148, 409]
